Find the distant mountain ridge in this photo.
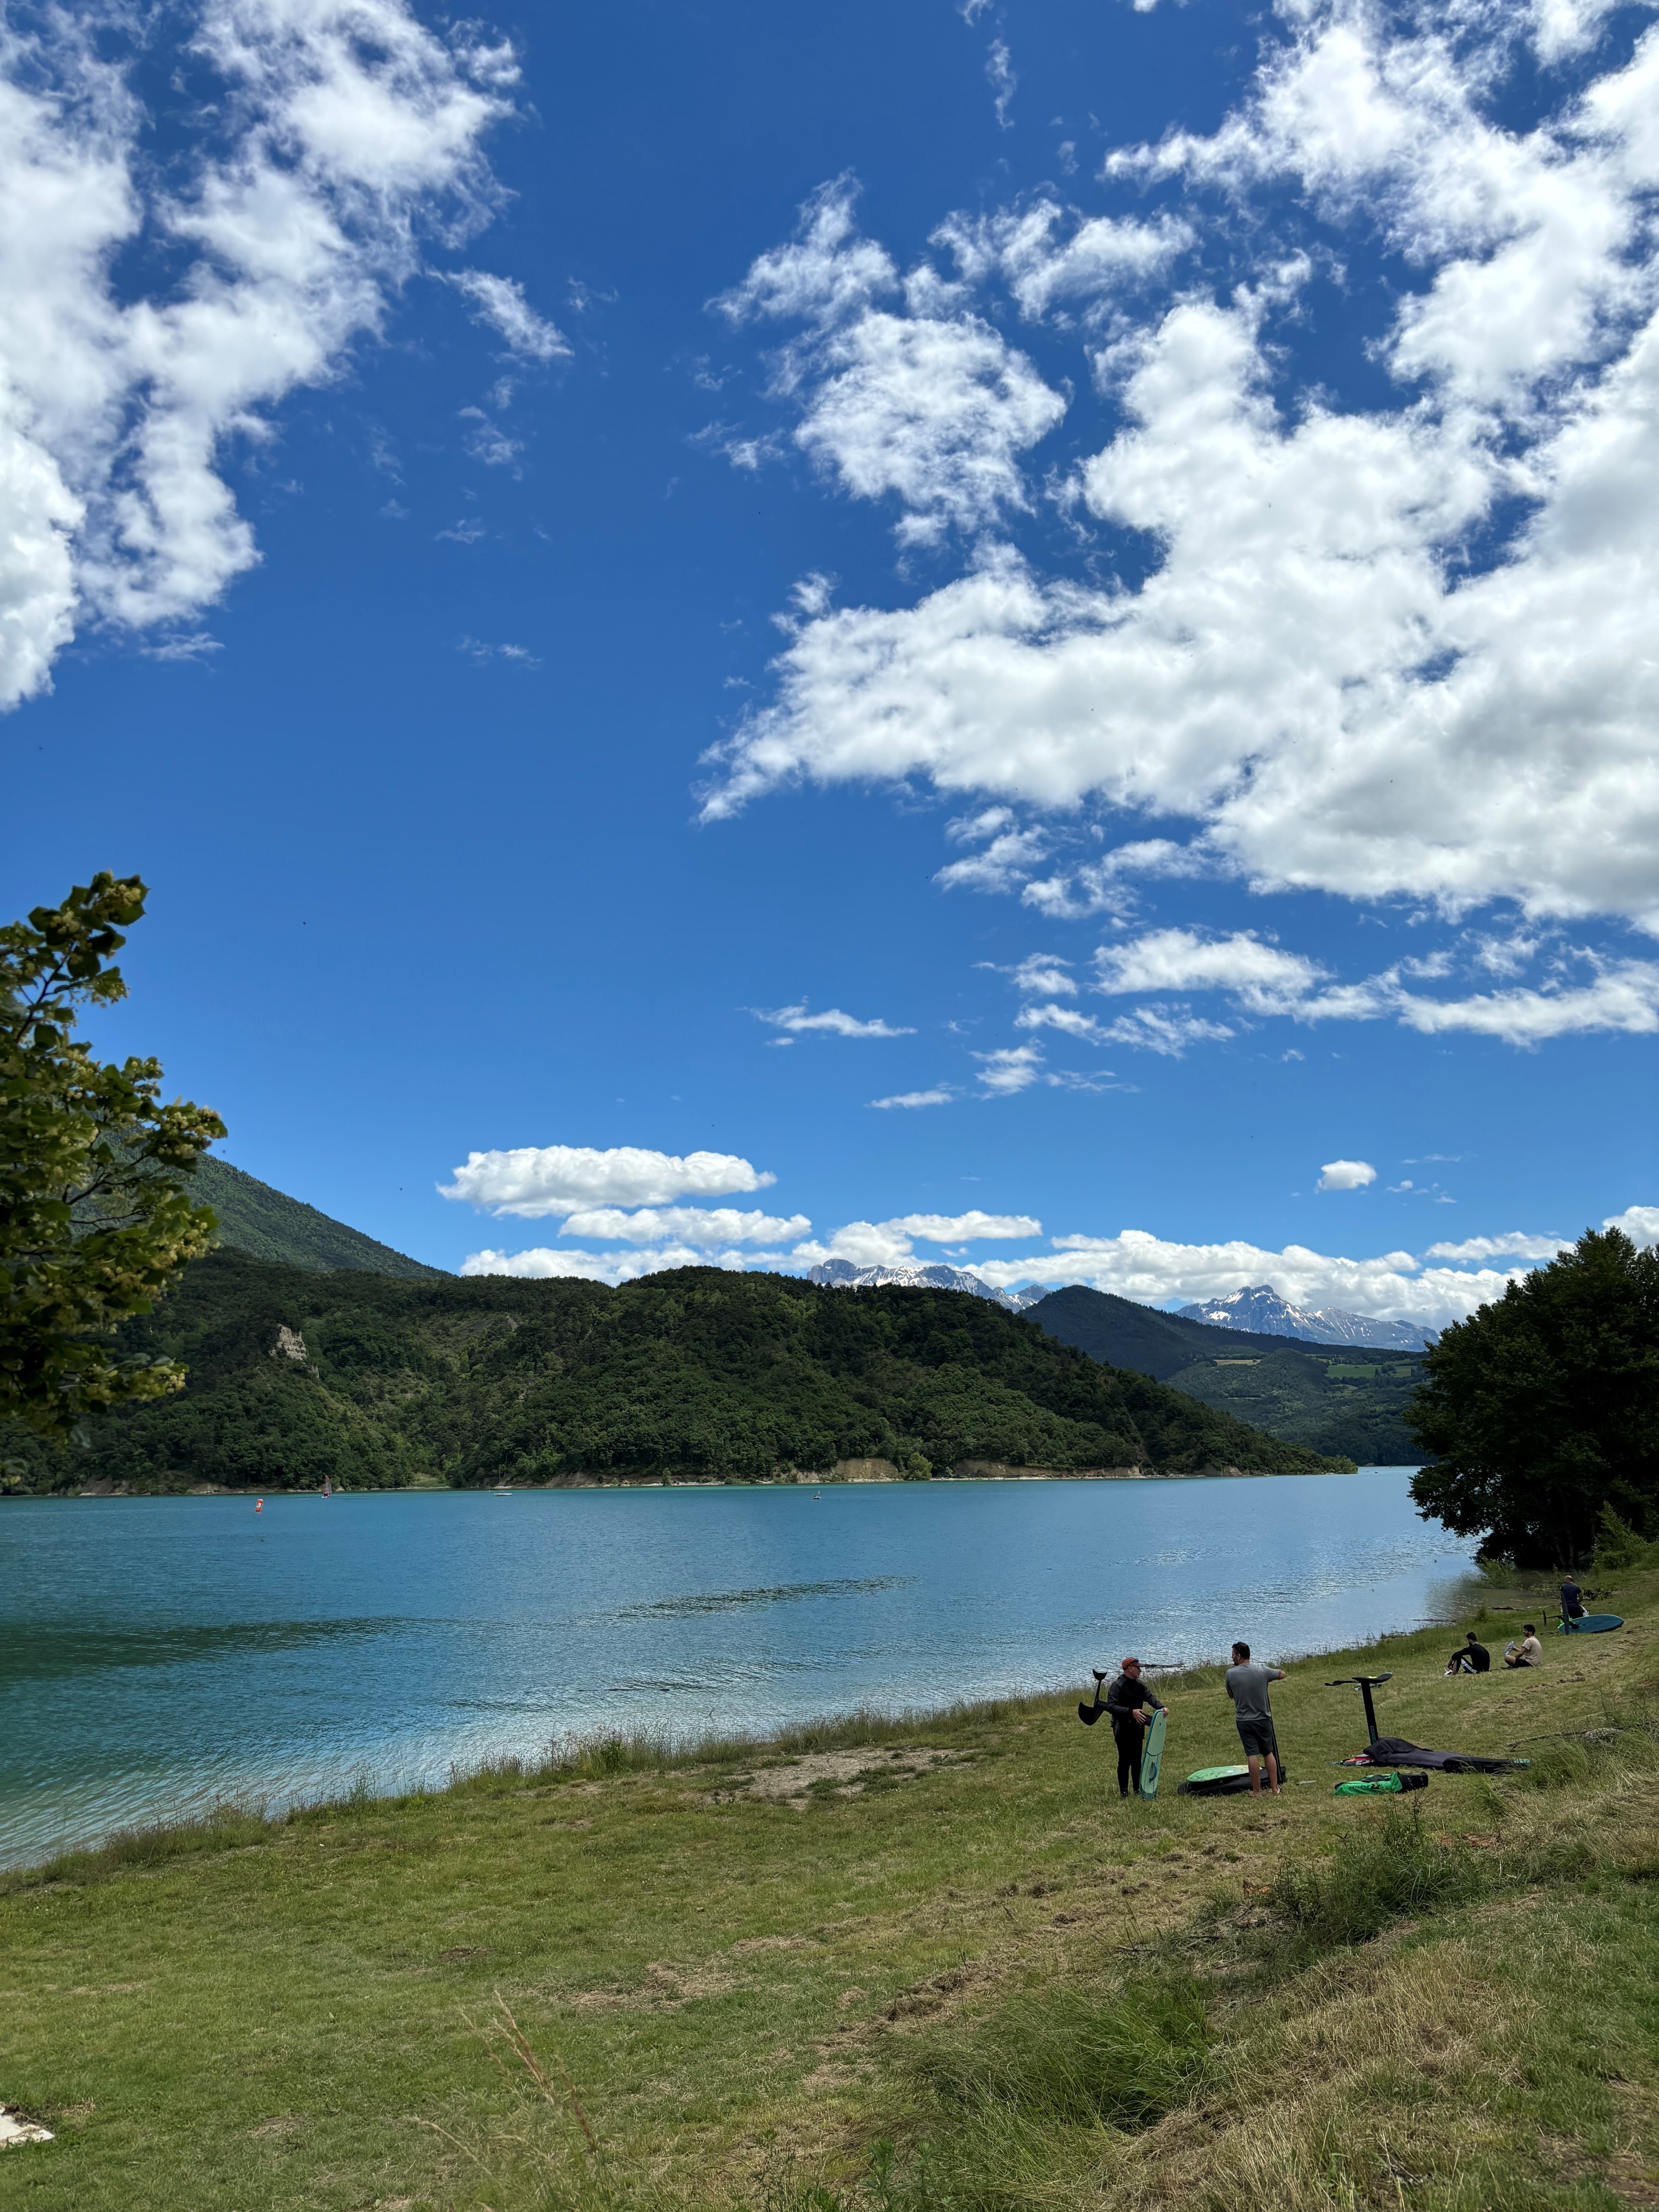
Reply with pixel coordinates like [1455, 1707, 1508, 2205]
[805, 1259, 1042, 1310]
[1026, 1284, 1427, 1466]
[1177, 1284, 1437, 1350]
[192, 1156, 444, 1281]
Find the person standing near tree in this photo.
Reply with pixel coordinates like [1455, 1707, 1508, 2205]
[1105, 1657, 1165, 1800]
[1224, 1640, 1285, 1796]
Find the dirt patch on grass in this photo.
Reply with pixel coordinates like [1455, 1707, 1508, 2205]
[708, 1747, 962, 1804]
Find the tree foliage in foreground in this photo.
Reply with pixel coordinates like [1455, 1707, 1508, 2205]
[2, 1252, 1349, 1492]
[1, 876, 223, 1448]
[1408, 1228, 1659, 1566]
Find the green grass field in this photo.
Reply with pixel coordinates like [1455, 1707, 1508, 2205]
[4, 1580, 1657, 2212]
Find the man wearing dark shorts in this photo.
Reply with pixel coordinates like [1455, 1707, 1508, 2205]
[1105, 1656, 1166, 1799]
[1224, 1640, 1285, 1796]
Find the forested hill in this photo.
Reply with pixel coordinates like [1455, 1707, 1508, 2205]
[191, 1156, 444, 1281]
[1027, 1285, 1426, 1468]
[5, 1253, 1352, 1494]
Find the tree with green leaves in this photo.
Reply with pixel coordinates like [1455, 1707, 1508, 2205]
[1408, 1228, 1659, 1566]
[2, 874, 224, 1453]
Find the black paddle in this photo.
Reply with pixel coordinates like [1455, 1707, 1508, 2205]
[1078, 1661, 1180, 1725]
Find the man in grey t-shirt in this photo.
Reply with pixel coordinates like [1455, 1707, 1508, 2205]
[1224, 1640, 1286, 1796]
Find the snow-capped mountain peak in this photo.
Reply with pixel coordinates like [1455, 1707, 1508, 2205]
[805, 1260, 1042, 1311]
[1176, 1284, 1437, 1350]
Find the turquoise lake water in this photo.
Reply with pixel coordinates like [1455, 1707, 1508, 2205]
[0, 1471, 1472, 1866]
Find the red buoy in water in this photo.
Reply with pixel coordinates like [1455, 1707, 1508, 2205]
[255, 1499, 263, 1512]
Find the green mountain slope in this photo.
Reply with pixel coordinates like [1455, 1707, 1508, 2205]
[7, 1254, 1353, 1494]
[1027, 1285, 1424, 1466]
[192, 1156, 444, 1280]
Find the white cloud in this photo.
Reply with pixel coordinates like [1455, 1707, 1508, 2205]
[935, 826, 1050, 891]
[440, 1145, 775, 1219]
[448, 269, 567, 360]
[936, 202, 1192, 321]
[996, 953, 1077, 995]
[1427, 1231, 1570, 1261]
[713, 180, 1065, 545]
[1388, 963, 1659, 1044]
[557, 1207, 810, 1247]
[986, 40, 1017, 131]
[1604, 1204, 1659, 1248]
[972, 1228, 1522, 1327]
[0, 0, 514, 708]
[1317, 1159, 1377, 1192]
[1094, 929, 1327, 1012]
[1095, 1006, 1235, 1056]
[794, 311, 1064, 545]
[1014, 1002, 1112, 1043]
[869, 1087, 954, 1109]
[790, 1219, 918, 1269]
[702, 14, 1659, 950]
[975, 1043, 1046, 1094]
[754, 1002, 914, 1037]
[714, 177, 896, 331]
[895, 1211, 1042, 1241]
[460, 1243, 762, 1285]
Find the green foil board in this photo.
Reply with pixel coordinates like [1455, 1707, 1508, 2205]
[1185, 1764, 1250, 1785]
[1139, 1707, 1168, 1799]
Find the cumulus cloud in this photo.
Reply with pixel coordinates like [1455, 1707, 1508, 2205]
[557, 1207, 810, 1247]
[1604, 1204, 1659, 1248]
[713, 180, 1065, 545]
[936, 202, 1192, 321]
[1094, 929, 1327, 1011]
[971, 1228, 1522, 1327]
[447, 269, 567, 359]
[1426, 1231, 1570, 1261]
[754, 1002, 914, 1037]
[440, 1145, 775, 1218]
[895, 1211, 1041, 1241]
[701, 8, 1659, 972]
[1317, 1159, 1377, 1192]
[0, 0, 514, 707]
[460, 1243, 764, 1285]
[789, 1208, 1042, 1268]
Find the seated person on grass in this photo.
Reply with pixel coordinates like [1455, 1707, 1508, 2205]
[1446, 1630, 1492, 1674]
[1503, 1624, 1544, 1669]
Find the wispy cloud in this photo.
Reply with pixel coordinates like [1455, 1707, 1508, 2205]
[448, 270, 569, 361]
[754, 1002, 914, 1038]
[870, 1087, 954, 1109]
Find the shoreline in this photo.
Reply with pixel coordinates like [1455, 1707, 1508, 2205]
[2, 1565, 1499, 1881]
[15, 1462, 1417, 1501]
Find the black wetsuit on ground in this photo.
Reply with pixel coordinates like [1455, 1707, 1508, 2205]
[1106, 1673, 1166, 1797]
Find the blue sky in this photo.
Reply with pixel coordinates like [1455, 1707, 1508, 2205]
[3, 0, 1657, 1323]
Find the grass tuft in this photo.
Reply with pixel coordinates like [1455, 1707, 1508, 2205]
[911, 1973, 1214, 2133]
[1264, 1803, 1485, 1958]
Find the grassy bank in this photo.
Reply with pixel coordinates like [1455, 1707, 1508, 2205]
[3, 1582, 1657, 2211]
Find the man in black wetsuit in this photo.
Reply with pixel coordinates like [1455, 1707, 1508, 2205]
[1106, 1656, 1166, 1799]
[1446, 1630, 1491, 1674]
